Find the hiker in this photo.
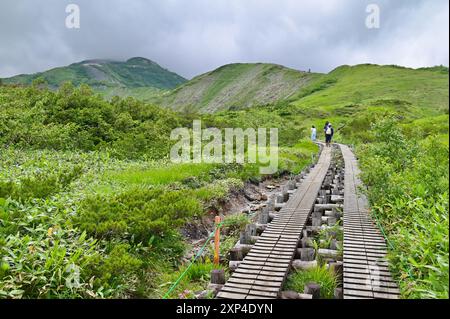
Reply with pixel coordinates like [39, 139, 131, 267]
[325, 123, 334, 147]
[323, 121, 329, 135]
[311, 125, 317, 141]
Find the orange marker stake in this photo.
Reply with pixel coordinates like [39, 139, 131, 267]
[213, 216, 221, 266]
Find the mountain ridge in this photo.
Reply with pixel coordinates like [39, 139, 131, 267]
[156, 62, 320, 113]
[2, 59, 448, 115]
[2, 57, 187, 90]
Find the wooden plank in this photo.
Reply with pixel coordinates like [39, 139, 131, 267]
[344, 282, 401, 296]
[344, 262, 392, 273]
[244, 290, 278, 298]
[225, 282, 280, 293]
[344, 247, 388, 255]
[234, 268, 287, 277]
[245, 295, 276, 299]
[265, 225, 304, 230]
[265, 225, 303, 229]
[344, 272, 397, 283]
[345, 256, 389, 266]
[250, 247, 296, 253]
[347, 243, 387, 251]
[372, 286, 401, 295]
[343, 295, 372, 299]
[243, 256, 293, 264]
[343, 258, 369, 265]
[343, 289, 374, 298]
[373, 292, 400, 299]
[217, 291, 248, 299]
[230, 273, 284, 282]
[344, 235, 386, 244]
[255, 238, 292, 244]
[220, 286, 250, 295]
[237, 263, 289, 272]
[241, 260, 290, 268]
[246, 252, 294, 258]
[227, 277, 282, 287]
[344, 239, 386, 247]
[256, 244, 297, 249]
[343, 268, 370, 275]
[344, 276, 399, 288]
[244, 256, 292, 264]
[259, 233, 299, 240]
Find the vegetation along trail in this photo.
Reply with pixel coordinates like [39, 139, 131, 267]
[0, 62, 448, 299]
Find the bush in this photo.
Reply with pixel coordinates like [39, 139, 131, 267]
[222, 213, 250, 235]
[0, 165, 82, 201]
[87, 243, 143, 293]
[75, 187, 203, 243]
[0, 84, 182, 160]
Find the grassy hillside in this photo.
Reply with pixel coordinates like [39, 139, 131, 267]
[2, 57, 186, 91]
[291, 64, 448, 116]
[157, 63, 319, 113]
[272, 64, 449, 142]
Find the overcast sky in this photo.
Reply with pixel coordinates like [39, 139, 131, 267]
[0, 0, 448, 79]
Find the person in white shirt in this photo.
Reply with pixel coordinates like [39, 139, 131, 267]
[325, 123, 334, 147]
[311, 125, 317, 141]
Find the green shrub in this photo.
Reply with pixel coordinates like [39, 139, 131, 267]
[87, 243, 143, 291]
[222, 213, 250, 235]
[75, 187, 203, 243]
[0, 84, 182, 160]
[0, 165, 82, 201]
[185, 260, 218, 282]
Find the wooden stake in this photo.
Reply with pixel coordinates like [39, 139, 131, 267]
[214, 216, 221, 266]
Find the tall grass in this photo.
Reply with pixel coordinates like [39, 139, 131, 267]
[105, 163, 215, 185]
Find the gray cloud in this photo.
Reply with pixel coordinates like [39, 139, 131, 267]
[0, 0, 448, 79]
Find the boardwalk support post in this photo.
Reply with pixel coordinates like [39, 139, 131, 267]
[304, 282, 321, 299]
[211, 269, 225, 285]
[229, 247, 243, 261]
[259, 207, 270, 224]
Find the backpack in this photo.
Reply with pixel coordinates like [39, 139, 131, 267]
[326, 126, 332, 135]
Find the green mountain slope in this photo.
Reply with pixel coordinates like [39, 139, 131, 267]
[291, 64, 449, 117]
[2, 57, 187, 90]
[157, 63, 319, 113]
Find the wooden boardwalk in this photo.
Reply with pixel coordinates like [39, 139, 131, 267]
[340, 144, 400, 299]
[217, 145, 332, 299]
